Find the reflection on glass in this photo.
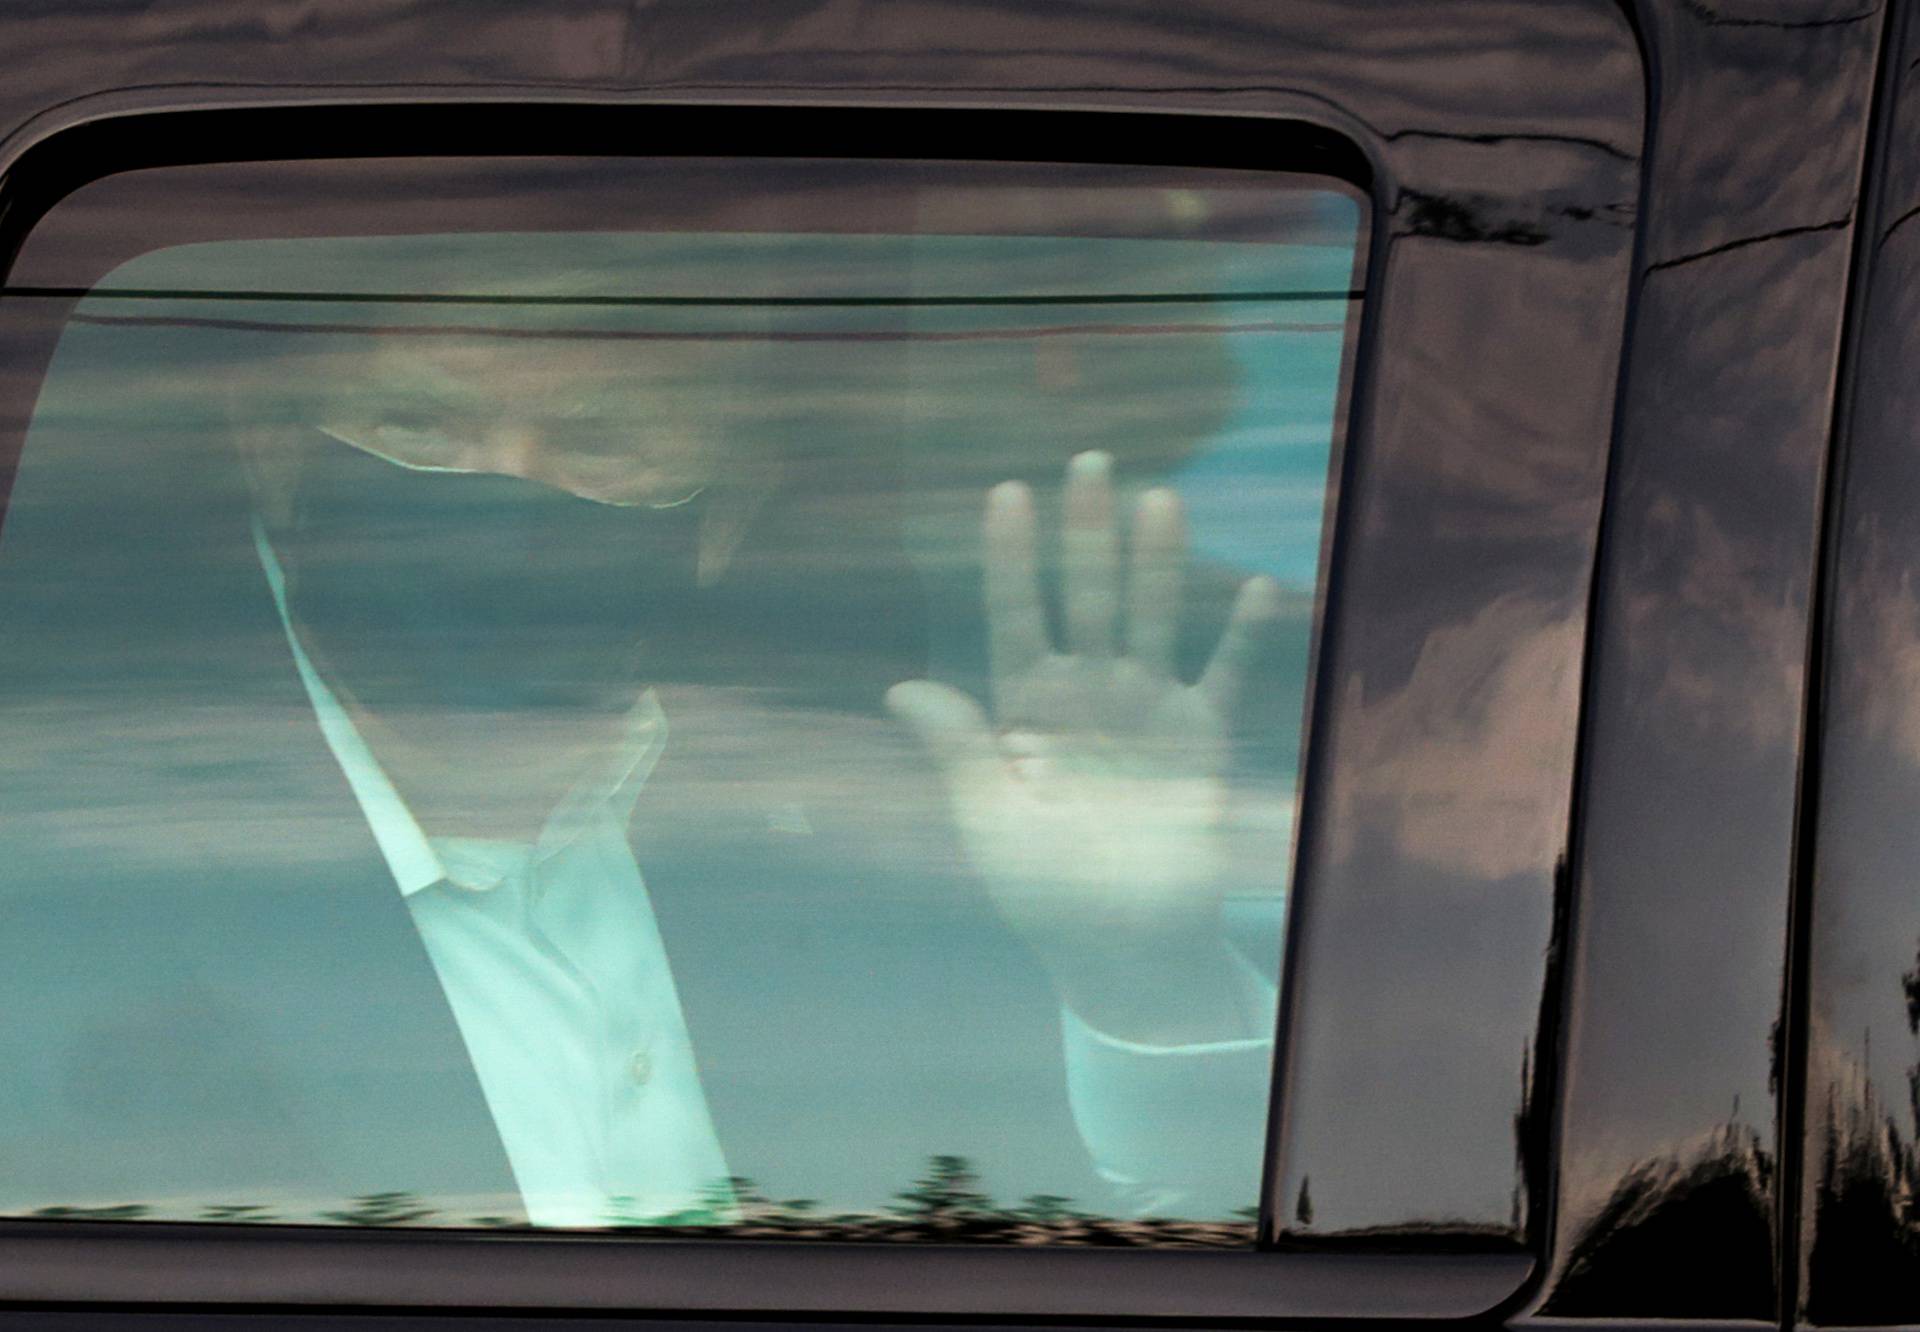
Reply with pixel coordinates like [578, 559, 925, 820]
[0, 163, 1362, 1243]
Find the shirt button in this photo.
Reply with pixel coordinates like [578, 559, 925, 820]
[627, 1048, 654, 1087]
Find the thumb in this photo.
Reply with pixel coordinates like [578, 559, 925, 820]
[885, 680, 1003, 801]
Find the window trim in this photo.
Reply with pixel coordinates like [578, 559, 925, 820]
[0, 1223, 1527, 1318]
[0, 86, 1605, 1321]
[0, 101, 1377, 283]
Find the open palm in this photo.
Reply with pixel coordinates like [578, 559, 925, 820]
[888, 451, 1279, 976]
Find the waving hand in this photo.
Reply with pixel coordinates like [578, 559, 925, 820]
[888, 451, 1279, 1043]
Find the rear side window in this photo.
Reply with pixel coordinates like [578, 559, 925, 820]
[0, 151, 1364, 1240]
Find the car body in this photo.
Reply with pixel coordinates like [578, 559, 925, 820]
[0, 0, 1914, 1327]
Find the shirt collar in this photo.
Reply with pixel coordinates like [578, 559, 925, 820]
[253, 518, 666, 897]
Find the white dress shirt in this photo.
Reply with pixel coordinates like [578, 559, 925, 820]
[259, 525, 727, 1227]
[256, 521, 1278, 1226]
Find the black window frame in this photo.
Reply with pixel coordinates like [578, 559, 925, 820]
[0, 101, 1410, 1318]
[0, 28, 1645, 1309]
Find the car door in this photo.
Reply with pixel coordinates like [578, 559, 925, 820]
[0, 0, 1884, 1327]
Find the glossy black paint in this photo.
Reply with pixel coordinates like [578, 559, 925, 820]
[1797, 0, 1920, 1322]
[1529, 0, 1887, 1323]
[0, 0, 1899, 1325]
[0, 8, 1644, 1314]
[0, 2, 1651, 1312]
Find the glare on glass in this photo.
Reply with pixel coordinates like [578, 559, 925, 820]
[0, 166, 1362, 1243]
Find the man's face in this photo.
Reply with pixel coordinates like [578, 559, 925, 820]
[237, 330, 761, 819]
[311, 332, 745, 507]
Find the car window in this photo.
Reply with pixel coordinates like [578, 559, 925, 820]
[0, 154, 1364, 1241]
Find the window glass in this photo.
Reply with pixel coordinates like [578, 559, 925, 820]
[0, 155, 1363, 1242]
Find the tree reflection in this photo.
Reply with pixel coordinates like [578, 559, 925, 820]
[1800, 943, 1920, 1323]
[1547, 1121, 1773, 1317]
[20, 1153, 1259, 1248]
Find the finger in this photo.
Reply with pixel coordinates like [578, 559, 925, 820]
[1125, 486, 1186, 678]
[984, 481, 1049, 682]
[1200, 575, 1283, 713]
[1063, 450, 1120, 658]
[885, 680, 1005, 804]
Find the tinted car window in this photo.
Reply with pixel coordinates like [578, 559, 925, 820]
[0, 155, 1363, 1240]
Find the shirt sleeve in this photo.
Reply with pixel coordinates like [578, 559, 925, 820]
[1060, 948, 1279, 1219]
